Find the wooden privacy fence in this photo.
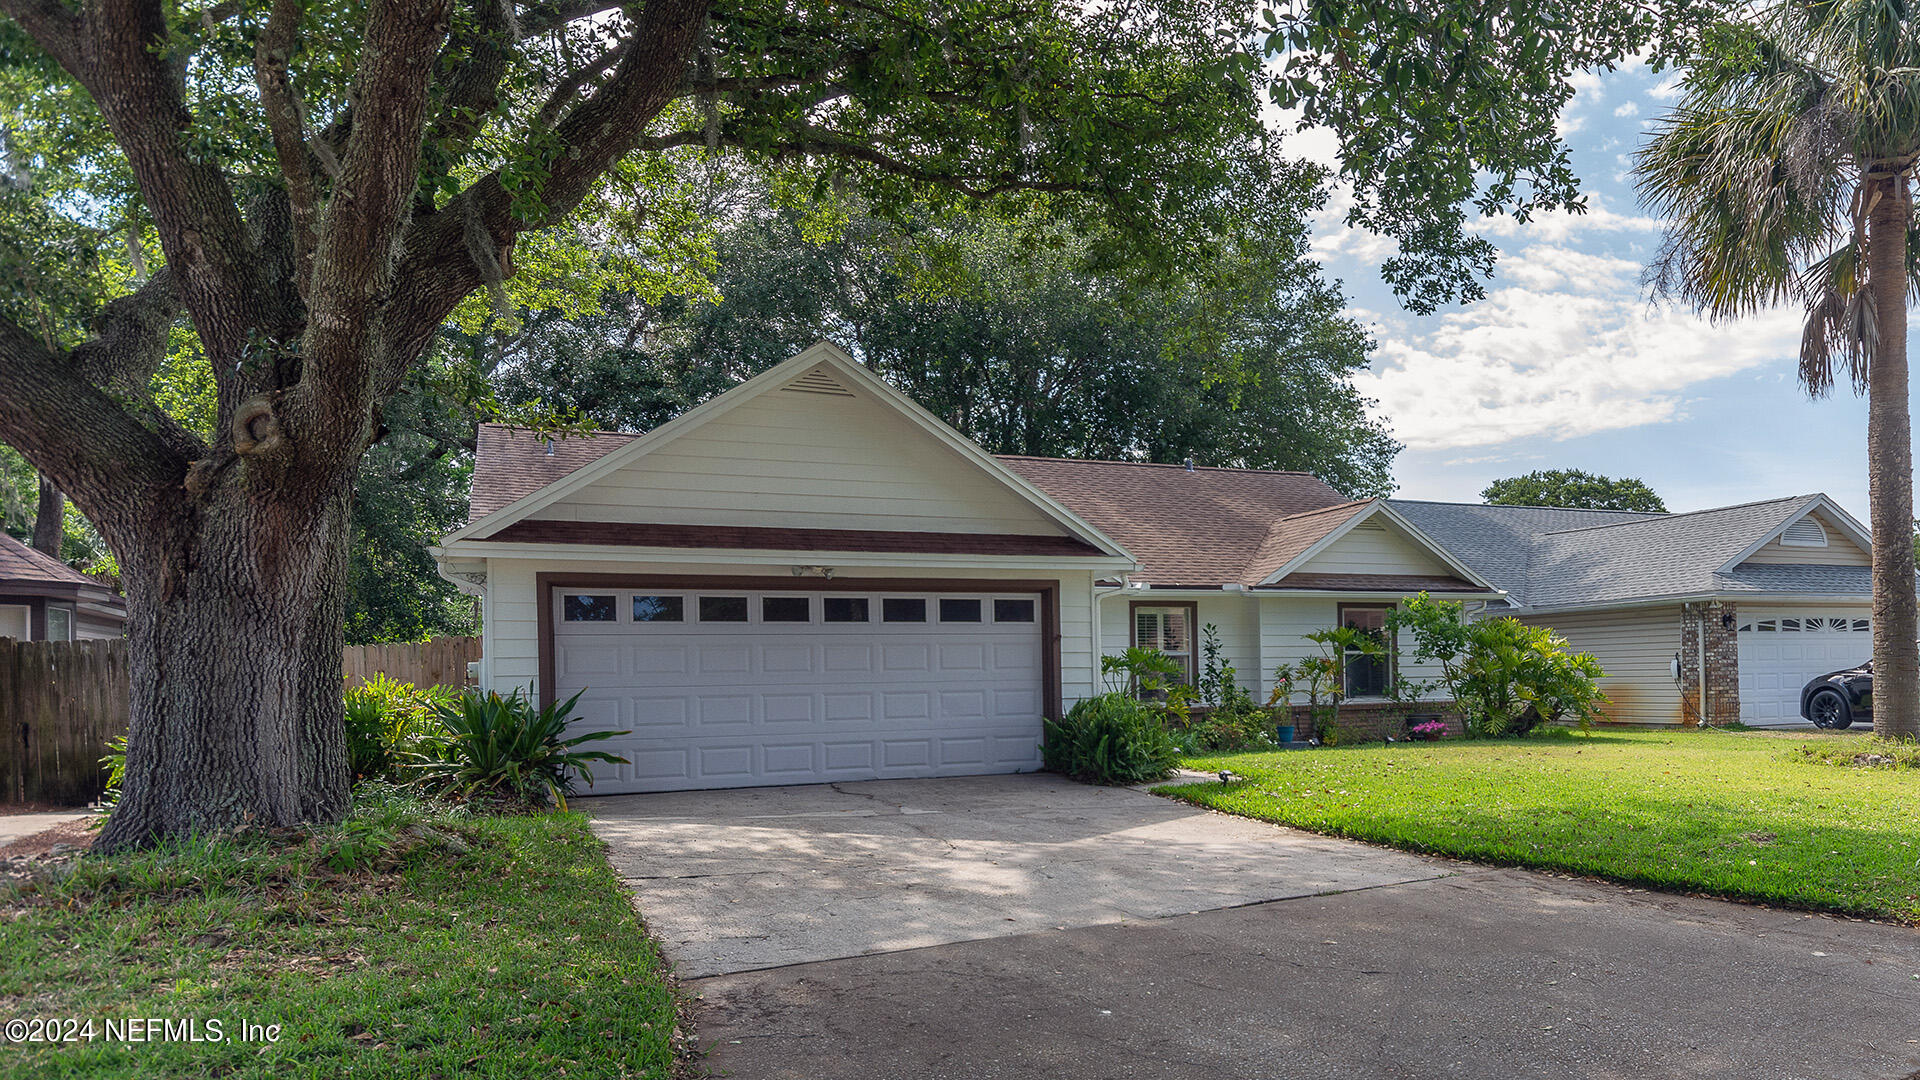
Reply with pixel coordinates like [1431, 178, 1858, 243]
[342, 636, 481, 691]
[0, 636, 481, 808]
[0, 638, 128, 807]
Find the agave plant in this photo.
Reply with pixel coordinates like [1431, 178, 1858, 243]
[414, 690, 628, 809]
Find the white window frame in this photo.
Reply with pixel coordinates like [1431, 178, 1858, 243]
[45, 605, 74, 642]
[1131, 603, 1197, 686]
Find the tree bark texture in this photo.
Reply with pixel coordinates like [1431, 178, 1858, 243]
[95, 480, 354, 850]
[31, 477, 61, 558]
[0, 0, 715, 850]
[1864, 175, 1919, 740]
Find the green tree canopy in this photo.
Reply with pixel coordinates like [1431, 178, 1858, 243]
[487, 195, 1399, 496]
[1481, 469, 1667, 512]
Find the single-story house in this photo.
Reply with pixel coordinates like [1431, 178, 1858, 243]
[435, 342, 1875, 793]
[0, 532, 127, 641]
[1387, 498, 1875, 729]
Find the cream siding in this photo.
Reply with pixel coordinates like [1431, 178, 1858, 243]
[1098, 593, 1263, 696]
[1293, 522, 1453, 577]
[1517, 606, 1685, 725]
[1258, 597, 1448, 702]
[481, 556, 1098, 711]
[1739, 509, 1870, 566]
[527, 388, 1067, 535]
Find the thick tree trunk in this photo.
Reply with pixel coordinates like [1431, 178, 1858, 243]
[95, 479, 353, 851]
[1864, 175, 1919, 740]
[31, 477, 61, 558]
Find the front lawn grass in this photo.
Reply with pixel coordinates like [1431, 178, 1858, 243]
[1166, 730, 1920, 923]
[0, 790, 680, 1079]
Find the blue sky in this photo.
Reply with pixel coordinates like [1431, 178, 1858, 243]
[1300, 61, 1879, 520]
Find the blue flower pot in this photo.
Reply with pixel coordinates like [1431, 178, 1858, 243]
[1275, 724, 1296, 745]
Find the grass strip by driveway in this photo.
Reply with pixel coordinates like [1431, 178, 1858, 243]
[1165, 730, 1920, 923]
[0, 791, 680, 1079]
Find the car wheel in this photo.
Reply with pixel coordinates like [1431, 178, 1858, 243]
[1807, 688, 1852, 730]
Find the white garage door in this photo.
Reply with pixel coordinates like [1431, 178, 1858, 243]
[1737, 610, 1872, 727]
[553, 586, 1046, 793]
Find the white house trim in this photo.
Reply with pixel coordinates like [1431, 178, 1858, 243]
[433, 540, 1135, 573]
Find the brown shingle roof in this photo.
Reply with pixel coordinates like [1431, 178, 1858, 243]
[462, 427, 1430, 589]
[996, 456, 1351, 585]
[1239, 501, 1375, 585]
[468, 423, 636, 521]
[0, 532, 101, 590]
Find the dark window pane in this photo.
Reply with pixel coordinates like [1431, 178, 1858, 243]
[824, 597, 870, 622]
[1345, 654, 1388, 698]
[699, 595, 748, 622]
[631, 595, 683, 622]
[882, 597, 927, 622]
[563, 594, 617, 622]
[939, 598, 982, 622]
[762, 596, 812, 622]
[994, 598, 1036, 623]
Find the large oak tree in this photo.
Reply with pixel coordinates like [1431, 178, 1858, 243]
[0, 0, 1320, 850]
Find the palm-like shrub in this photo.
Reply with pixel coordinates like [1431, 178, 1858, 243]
[414, 690, 627, 808]
[343, 674, 456, 783]
[1043, 692, 1180, 784]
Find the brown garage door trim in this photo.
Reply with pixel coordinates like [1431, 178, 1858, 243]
[535, 573, 1063, 720]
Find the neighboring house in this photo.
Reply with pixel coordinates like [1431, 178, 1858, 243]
[0, 532, 127, 641]
[436, 342, 1869, 794]
[1389, 497, 1875, 729]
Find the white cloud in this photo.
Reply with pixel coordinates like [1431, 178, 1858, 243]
[1650, 72, 1685, 100]
[1354, 266, 1803, 450]
[1613, 101, 1639, 118]
[1474, 200, 1663, 241]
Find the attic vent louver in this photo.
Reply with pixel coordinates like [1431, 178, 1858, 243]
[1353, 519, 1386, 531]
[782, 367, 856, 397]
[1781, 517, 1828, 547]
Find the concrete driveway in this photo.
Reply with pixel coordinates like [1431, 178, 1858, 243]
[585, 775, 1920, 1080]
[585, 773, 1446, 977]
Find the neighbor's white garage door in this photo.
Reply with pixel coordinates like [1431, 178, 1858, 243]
[1737, 609, 1872, 727]
[553, 587, 1045, 793]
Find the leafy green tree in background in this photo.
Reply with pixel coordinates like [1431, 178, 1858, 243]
[1481, 469, 1667, 513]
[1636, 0, 1920, 740]
[493, 197, 1400, 496]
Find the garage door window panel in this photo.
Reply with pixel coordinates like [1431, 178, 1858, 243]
[939, 598, 983, 623]
[699, 596, 749, 622]
[762, 596, 812, 622]
[824, 597, 870, 622]
[564, 594, 619, 622]
[632, 595, 684, 622]
[883, 598, 927, 622]
[994, 598, 1036, 623]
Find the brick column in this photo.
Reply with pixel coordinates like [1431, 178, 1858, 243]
[1679, 602, 1741, 726]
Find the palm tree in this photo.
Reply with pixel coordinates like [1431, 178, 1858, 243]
[1637, 0, 1920, 739]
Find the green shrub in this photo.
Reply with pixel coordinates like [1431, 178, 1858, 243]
[1391, 593, 1608, 737]
[414, 690, 628, 808]
[344, 674, 458, 783]
[1183, 702, 1277, 753]
[1043, 692, 1180, 784]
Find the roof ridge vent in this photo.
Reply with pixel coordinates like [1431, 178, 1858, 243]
[782, 366, 856, 397]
